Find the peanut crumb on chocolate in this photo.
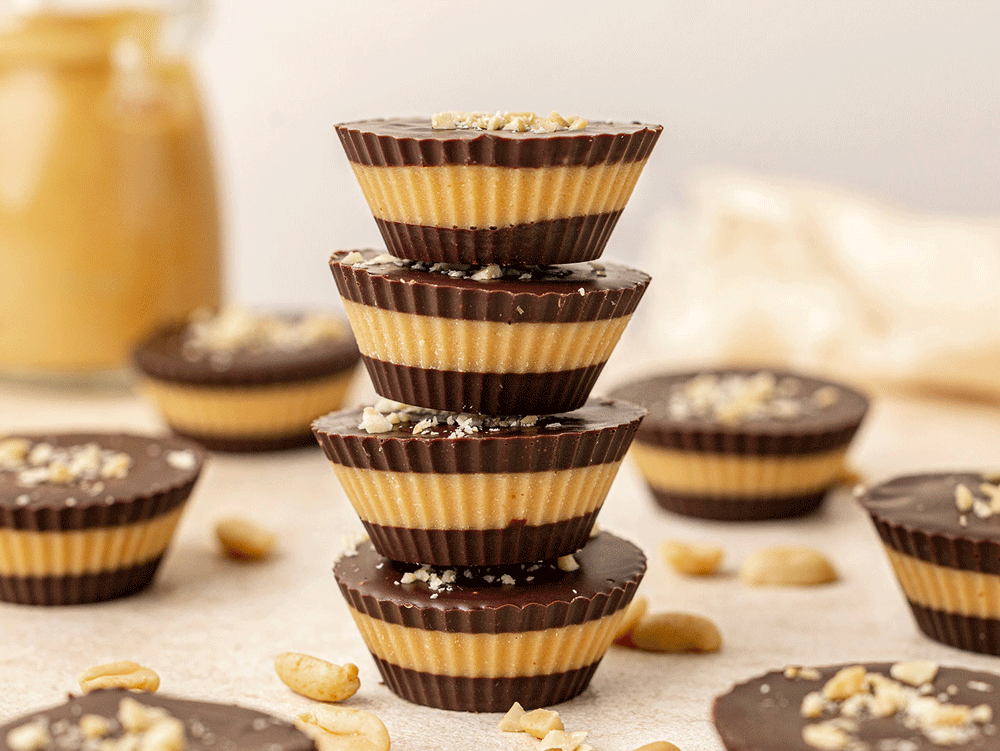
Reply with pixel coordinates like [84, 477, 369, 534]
[796, 663, 996, 749]
[183, 307, 347, 367]
[0, 439, 134, 490]
[664, 372, 844, 424]
[431, 110, 587, 133]
[952, 478, 1000, 522]
[357, 398, 551, 438]
[557, 554, 580, 572]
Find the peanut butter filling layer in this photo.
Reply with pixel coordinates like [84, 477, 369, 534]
[348, 162, 649, 228]
[331, 461, 621, 529]
[140, 372, 354, 438]
[629, 442, 849, 498]
[884, 546, 1000, 620]
[341, 300, 630, 373]
[347, 607, 626, 678]
[0, 507, 183, 577]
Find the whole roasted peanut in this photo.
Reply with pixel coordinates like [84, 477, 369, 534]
[739, 546, 838, 587]
[294, 705, 390, 751]
[275, 652, 360, 702]
[626, 612, 722, 653]
[613, 596, 649, 644]
[216, 516, 276, 561]
[661, 540, 723, 576]
[78, 661, 160, 693]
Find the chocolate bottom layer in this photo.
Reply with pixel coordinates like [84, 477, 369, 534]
[0, 556, 164, 606]
[373, 656, 601, 712]
[907, 600, 1000, 656]
[373, 212, 624, 266]
[361, 511, 600, 567]
[171, 429, 317, 453]
[649, 488, 827, 521]
[362, 359, 605, 416]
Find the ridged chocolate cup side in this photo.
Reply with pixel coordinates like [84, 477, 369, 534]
[335, 119, 662, 169]
[364, 360, 605, 416]
[0, 558, 164, 606]
[373, 213, 623, 266]
[372, 659, 602, 712]
[649, 488, 827, 522]
[359, 513, 600, 567]
[330, 252, 650, 324]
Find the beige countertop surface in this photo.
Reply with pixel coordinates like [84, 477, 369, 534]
[3, 373, 1000, 750]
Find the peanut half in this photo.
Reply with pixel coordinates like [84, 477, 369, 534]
[739, 546, 838, 587]
[294, 705, 390, 751]
[634, 743, 682, 751]
[78, 661, 160, 693]
[627, 612, 722, 653]
[216, 516, 276, 561]
[275, 652, 360, 703]
[661, 540, 723, 576]
[613, 596, 649, 644]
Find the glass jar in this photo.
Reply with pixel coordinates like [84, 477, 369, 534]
[0, 0, 221, 380]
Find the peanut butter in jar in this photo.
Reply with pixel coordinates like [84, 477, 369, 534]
[0, 4, 221, 379]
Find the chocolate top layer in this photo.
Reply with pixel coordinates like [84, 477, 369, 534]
[334, 531, 645, 633]
[330, 250, 650, 323]
[0, 689, 315, 751]
[133, 316, 360, 387]
[0, 433, 205, 529]
[610, 368, 869, 455]
[859, 472, 1000, 574]
[713, 663, 1000, 751]
[313, 398, 646, 473]
[336, 118, 662, 168]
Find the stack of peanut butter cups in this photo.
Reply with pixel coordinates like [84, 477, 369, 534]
[313, 112, 661, 712]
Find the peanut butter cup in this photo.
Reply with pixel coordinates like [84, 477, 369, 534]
[313, 398, 645, 566]
[860, 472, 1000, 655]
[714, 662, 1000, 750]
[610, 368, 869, 520]
[0, 432, 204, 605]
[0, 689, 315, 751]
[134, 309, 360, 451]
[336, 115, 661, 266]
[329, 250, 649, 416]
[333, 530, 645, 712]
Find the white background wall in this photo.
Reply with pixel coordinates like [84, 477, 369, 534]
[195, 0, 1000, 309]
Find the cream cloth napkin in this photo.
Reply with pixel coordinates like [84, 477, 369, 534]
[638, 172, 1000, 400]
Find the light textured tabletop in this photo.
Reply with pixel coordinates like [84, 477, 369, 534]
[2, 374, 1000, 751]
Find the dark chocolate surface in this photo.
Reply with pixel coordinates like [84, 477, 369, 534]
[861, 472, 1000, 574]
[611, 369, 869, 455]
[330, 249, 650, 323]
[0, 689, 315, 751]
[170, 428, 318, 454]
[362, 359, 608, 416]
[133, 318, 360, 387]
[334, 531, 645, 633]
[0, 433, 204, 531]
[713, 663, 1000, 751]
[312, 398, 646, 474]
[336, 118, 661, 168]
[373, 212, 624, 266]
